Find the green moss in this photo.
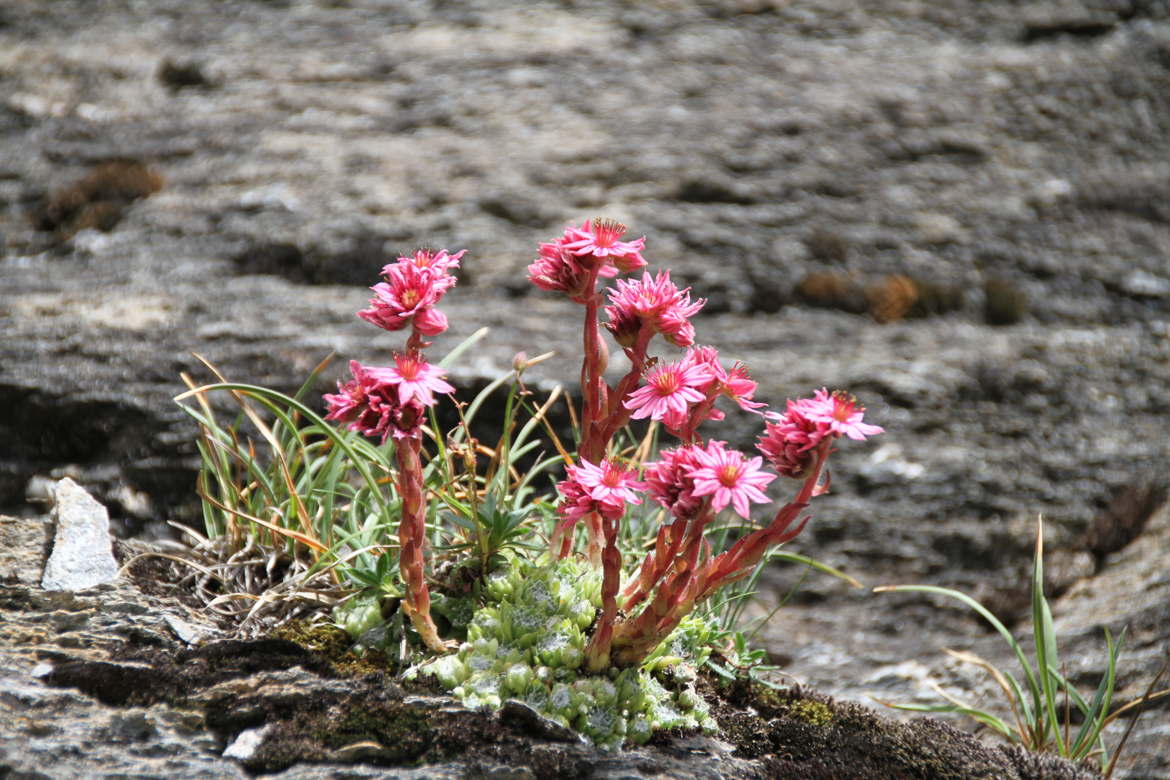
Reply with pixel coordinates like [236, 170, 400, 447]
[318, 705, 433, 762]
[788, 698, 833, 726]
[270, 619, 392, 677]
[271, 620, 351, 656]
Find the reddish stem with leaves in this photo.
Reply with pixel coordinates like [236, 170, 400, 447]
[527, 221, 882, 671]
[610, 442, 830, 667]
[395, 435, 447, 654]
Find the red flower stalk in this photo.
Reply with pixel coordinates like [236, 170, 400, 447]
[607, 390, 882, 669]
[548, 459, 646, 670]
[530, 220, 656, 555]
[584, 508, 625, 671]
[620, 439, 770, 611]
[326, 246, 464, 654]
[395, 433, 448, 654]
[609, 442, 829, 668]
[588, 439, 772, 668]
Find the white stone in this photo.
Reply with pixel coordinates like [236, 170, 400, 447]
[223, 724, 272, 761]
[41, 478, 119, 591]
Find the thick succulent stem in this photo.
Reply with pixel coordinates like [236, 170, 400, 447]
[395, 435, 447, 654]
[578, 270, 607, 464]
[584, 511, 622, 671]
[608, 504, 712, 666]
[611, 447, 830, 668]
[621, 518, 684, 612]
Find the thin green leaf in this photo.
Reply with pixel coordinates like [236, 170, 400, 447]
[770, 551, 862, 589]
[437, 326, 490, 369]
[1031, 517, 1064, 753]
[874, 583, 1043, 711]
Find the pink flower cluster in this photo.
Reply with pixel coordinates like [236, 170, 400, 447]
[325, 249, 462, 442]
[644, 440, 774, 520]
[323, 247, 464, 655]
[527, 219, 646, 302]
[605, 270, 705, 348]
[359, 249, 463, 335]
[324, 355, 454, 443]
[557, 458, 646, 525]
[622, 346, 764, 438]
[525, 218, 884, 669]
[757, 388, 884, 478]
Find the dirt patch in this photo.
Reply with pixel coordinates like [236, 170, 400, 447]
[710, 677, 1096, 780]
[30, 160, 163, 240]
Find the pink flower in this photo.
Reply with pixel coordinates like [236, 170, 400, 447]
[623, 358, 712, 422]
[396, 248, 464, 279]
[688, 441, 774, 519]
[569, 458, 646, 514]
[410, 306, 449, 336]
[757, 389, 882, 477]
[605, 270, 705, 348]
[643, 446, 706, 519]
[324, 361, 378, 427]
[681, 347, 766, 414]
[359, 256, 457, 334]
[556, 458, 643, 526]
[756, 397, 826, 478]
[561, 219, 647, 273]
[799, 388, 884, 441]
[555, 475, 595, 526]
[368, 353, 454, 406]
[721, 363, 765, 412]
[656, 307, 698, 349]
[527, 241, 597, 303]
[324, 361, 428, 442]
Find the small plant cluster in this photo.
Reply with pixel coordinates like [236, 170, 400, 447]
[418, 557, 718, 748]
[877, 518, 1170, 776]
[179, 219, 882, 748]
[524, 220, 882, 674]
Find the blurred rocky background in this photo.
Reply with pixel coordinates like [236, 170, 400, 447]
[1, 0, 1168, 776]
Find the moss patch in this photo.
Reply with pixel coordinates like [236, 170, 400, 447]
[270, 619, 394, 677]
[706, 676, 1095, 779]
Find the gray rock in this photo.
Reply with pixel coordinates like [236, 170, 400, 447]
[0, 0, 1168, 775]
[0, 513, 1099, 779]
[40, 478, 119, 591]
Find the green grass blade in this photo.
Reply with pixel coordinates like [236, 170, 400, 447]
[878, 700, 1016, 740]
[1031, 518, 1064, 753]
[1070, 627, 1123, 762]
[771, 551, 862, 589]
[437, 326, 490, 369]
[875, 583, 1043, 709]
[177, 382, 390, 512]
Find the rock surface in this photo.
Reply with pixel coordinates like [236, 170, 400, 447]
[0, 513, 1098, 779]
[40, 477, 120, 591]
[1, 0, 1169, 776]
